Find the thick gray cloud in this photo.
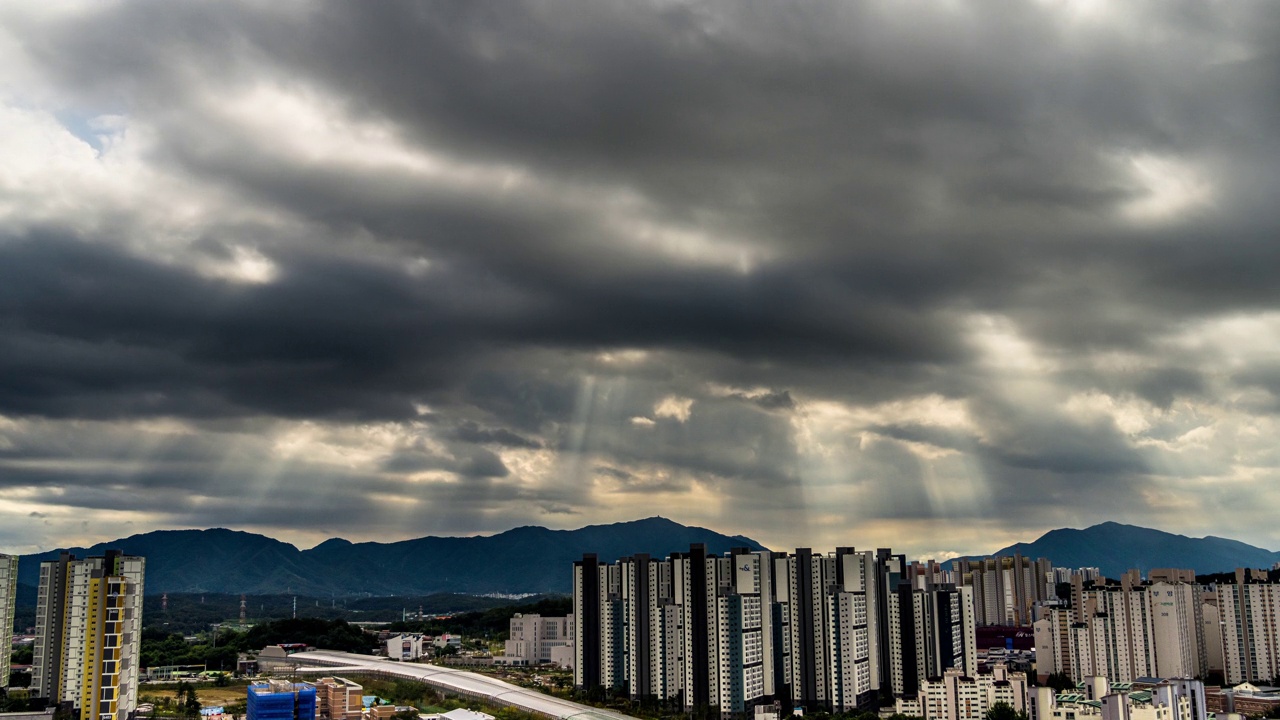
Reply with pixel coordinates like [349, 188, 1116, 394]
[1, 0, 1279, 557]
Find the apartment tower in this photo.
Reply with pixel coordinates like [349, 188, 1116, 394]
[32, 551, 145, 720]
[0, 554, 17, 690]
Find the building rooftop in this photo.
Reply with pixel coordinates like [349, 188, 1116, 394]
[439, 710, 495, 720]
[250, 681, 314, 696]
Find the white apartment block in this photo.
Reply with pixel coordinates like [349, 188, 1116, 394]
[1036, 580, 1205, 684]
[1030, 677, 1203, 720]
[504, 613, 573, 665]
[955, 555, 1053, 627]
[895, 663, 1029, 720]
[1045, 583, 1156, 683]
[575, 544, 981, 717]
[709, 551, 774, 715]
[0, 554, 16, 690]
[823, 550, 879, 712]
[779, 547, 884, 712]
[1219, 580, 1280, 685]
[1148, 583, 1205, 680]
[887, 583, 978, 698]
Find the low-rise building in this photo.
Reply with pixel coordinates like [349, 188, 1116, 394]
[894, 663, 1029, 720]
[1030, 677, 1205, 720]
[549, 644, 574, 669]
[1205, 684, 1280, 717]
[247, 681, 317, 720]
[434, 634, 462, 650]
[501, 614, 574, 666]
[421, 710, 495, 720]
[314, 677, 363, 720]
[386, 634, 429, 661]
[368, 706, 414, 720]
[257, 645, 312, 675]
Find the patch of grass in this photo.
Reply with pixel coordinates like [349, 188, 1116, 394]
[149, 684, 250, 707]
[195, 686, 253, 706]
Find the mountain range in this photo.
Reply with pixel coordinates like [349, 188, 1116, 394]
[13, 516, 764, 596]
[984, 521, 1280, 579]
[13, 519, 1279, 597]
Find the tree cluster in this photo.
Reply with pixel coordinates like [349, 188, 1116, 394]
[175, 681, 202, 719]
[985, 702, 1030, 720]
[1043, 673, 1076, 693]
[0, 689, 48, 714]
[139, 681, 207, 719]
[386, 597, 571, 641]
[140, 617, 378, 670]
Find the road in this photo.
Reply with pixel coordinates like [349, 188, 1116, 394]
[287, 651, 639, 720]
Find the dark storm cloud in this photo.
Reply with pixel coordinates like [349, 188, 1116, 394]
[728, 389, 796, 411]
[0, 423, 571, 535]
[15, 0, 1269, 364]
[0, 232, 456, 420]
[447, 421, 542, 449]
[868, 424, 978, 455]
[381, 445, 510, 478]
[863, 413, 1152, 520]
[3, 0, 1280, 551]
[0, 228, 966, 422]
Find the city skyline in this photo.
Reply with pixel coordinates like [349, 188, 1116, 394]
[3, 2, 1280, 558]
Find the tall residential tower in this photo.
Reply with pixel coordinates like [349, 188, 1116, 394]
[32, 551, 145, 720]
[0, 554, 17, 691]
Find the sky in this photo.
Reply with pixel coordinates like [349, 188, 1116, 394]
[2, 1, 1279, 560]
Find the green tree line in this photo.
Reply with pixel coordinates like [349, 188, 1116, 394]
[386, 596, 571, 640]
[141, 618, 378, 669]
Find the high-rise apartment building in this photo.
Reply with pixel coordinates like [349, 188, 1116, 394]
[887, 583, 977, 697]
[1034, 578, 1209, 684]
[1149, 582, 1206, 679]
[0, 554, 17, 691]
[572, 553, 600, 691]
[575, 544, 979, 717]
[874, 550, 907, 691]
[1219, 573, 1280, 684]
[777, 547, 883, 711]
[32, 551, 145, 720]
[1036, 585, 1153, 683]
[825, 549, 880, 711]
[955, 555, 1053, 627]
[708, 548, 776, 715]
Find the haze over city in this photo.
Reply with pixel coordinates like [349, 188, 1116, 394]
[2, 1, 1279, 559]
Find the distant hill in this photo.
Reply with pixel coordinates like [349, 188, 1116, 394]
[983, 522, 1280, 578]
[15, 517, 766, 595]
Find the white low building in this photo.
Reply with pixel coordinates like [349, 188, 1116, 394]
[387, 634, 429, 661]
[421, 710, 494, 720]
[1030, 677, 1205, 720]
[895, 663, 1029, 720]
[502, 614, 574, 666]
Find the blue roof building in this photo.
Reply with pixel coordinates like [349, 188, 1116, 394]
[247, 681, 318, 720]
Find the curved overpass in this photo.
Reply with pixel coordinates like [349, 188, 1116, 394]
[287, 651, 635, 720]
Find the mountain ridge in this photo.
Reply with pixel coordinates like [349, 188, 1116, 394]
[14, 516, 767, 596]
[983, 521, 1280, 578]
[17, 519, 1279, 597]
